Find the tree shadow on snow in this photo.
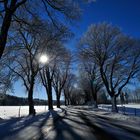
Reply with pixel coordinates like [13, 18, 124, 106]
[0, 111, 51, 140]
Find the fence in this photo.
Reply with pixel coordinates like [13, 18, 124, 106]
[99, 105, 140, 117]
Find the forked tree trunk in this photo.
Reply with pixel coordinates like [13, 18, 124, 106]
[111, 95, 118, 112]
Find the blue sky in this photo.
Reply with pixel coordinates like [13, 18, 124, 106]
[11, 0, 140, 99]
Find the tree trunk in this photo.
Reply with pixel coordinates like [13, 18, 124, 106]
[28, 84, 34, 115]
[67, 99, 70, 105]
[111, 95, 118, 112]
[94, 100, 98, 108]
[47, 80, 53, 110]
[56, 94, 60, 108]
[48, 93, 53, 110]
[0, 11, 12, 59]
[63, 90, 67, 106]
[64, 99, 67, 106]
[93, 92, 98, 108]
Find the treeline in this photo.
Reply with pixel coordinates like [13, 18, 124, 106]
[0, 94, 46, 105]
[0, 94, 64, 106]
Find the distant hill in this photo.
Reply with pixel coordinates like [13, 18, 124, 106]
[0, 94, 48, 106]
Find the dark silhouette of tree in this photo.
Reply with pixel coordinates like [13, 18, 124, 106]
[77, 59, 103, 108]
[79, 23, 140, 112]
[53, 50, 72, 108]
[6, 19, 43, 115]
[0, 0, 81, 59]
[39, 25, 71, 110]
[63, 73, 76, 106]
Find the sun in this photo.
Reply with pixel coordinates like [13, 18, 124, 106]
[39, 55, 49, 64]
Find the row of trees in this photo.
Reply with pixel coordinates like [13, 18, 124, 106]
[3, 19, 77, 114]
[1, 1, 140, 114]
[0, 0, 86, 115]
[77, 23, 140, 112]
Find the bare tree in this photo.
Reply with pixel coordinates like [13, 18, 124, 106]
[79, 23, 140, 112]
[39, 37, 70, 110]
[53, 50, 72, 108]
[63, 73, 76, 106]
[0, 0, 81, 59]
[78, 57, 103, 107]
[5, 19, 44, 115]
[0, 0, 27, 59]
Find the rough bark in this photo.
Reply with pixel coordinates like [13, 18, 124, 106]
[56, 94, 61, 108]
[28, 83, 35, 115]
[0, 11, 12, 59]
[47, 80, 53, 110]
[111, 95, 118, 112]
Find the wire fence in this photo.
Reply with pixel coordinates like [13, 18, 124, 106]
[99, 105, 140, 117]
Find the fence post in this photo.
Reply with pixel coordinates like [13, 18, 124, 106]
[123, 106, 125, 115]
[18, 106, 21, 117]
[45, 105, 46, 111]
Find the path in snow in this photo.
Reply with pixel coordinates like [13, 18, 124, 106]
[46, 107, 140, 140]
[0, 107, 140, 140]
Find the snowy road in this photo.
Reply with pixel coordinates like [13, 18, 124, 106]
[0, 107, 140, 140]
[47, 107, 140, 140]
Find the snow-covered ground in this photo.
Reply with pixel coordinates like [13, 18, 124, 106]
[99, 104, 140, 108]
[0, 106, 57, 119]
[71, 105, 140, 125]
[0, 106, 140, 140]
[98, 104, 140, 116]
[118, 104, 140, 108]
[93, 109, 140, 125]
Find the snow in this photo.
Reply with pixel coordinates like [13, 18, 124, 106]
[71, 105, 140, 125]
[0, 106, 140, 140]
[93, 109, 140, 125]
[99, 104, 140, 109]
[118, 104, 140, 109]
[98, 104, 140, 116]
[0, 107, 64, 140]
[0, 106, 57, 119]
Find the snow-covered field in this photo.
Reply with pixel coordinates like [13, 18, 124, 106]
[0, 106, 57, 119]
[99, 104, 140, 108]
[118, 104, 140, 108]
[99, 104, 140, 116]
[0, 104, 140, 120]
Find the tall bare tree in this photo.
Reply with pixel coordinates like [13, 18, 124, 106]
[63, 73, 76, 106]
[79, 23, 140, 112]
[5, 19, 45, 115]
[53, 49, 72, 108]
[39, 26, 71, 109]
[78, 54, 103, 107]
